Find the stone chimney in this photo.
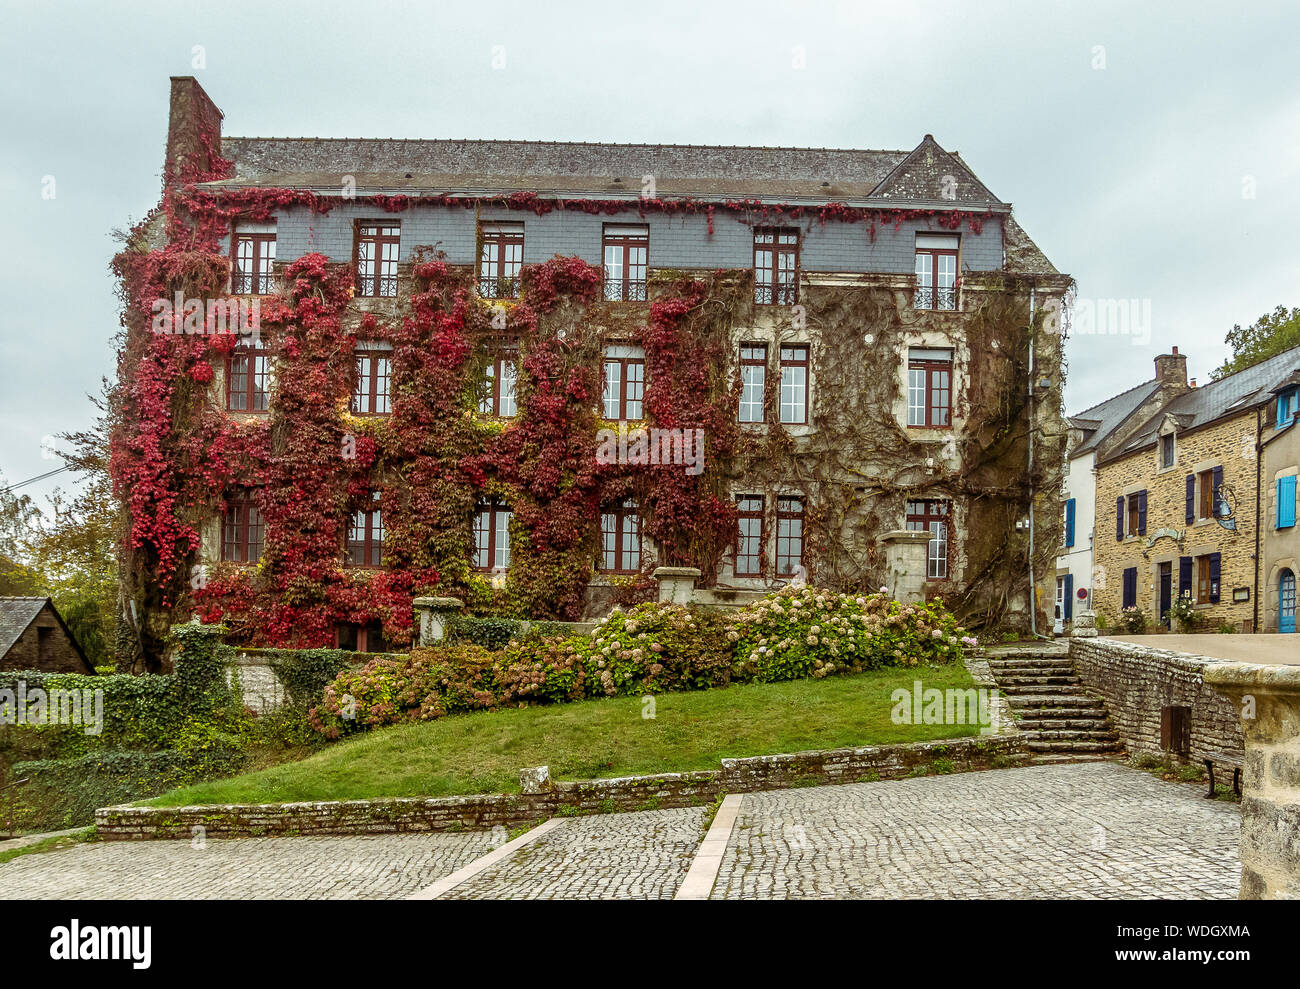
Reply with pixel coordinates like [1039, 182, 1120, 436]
[164, 76, 226, 188]
[1154, 346, 1189, 398]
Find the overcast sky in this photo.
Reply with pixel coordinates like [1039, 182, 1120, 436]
[2, 0, 1297, 506]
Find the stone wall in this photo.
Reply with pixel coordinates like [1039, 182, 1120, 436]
[95, 733, 1025, 840]
[1069, 637, 1243, 762]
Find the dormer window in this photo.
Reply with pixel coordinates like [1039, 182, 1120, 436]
[1279, 387, 1298, 428]
[1160, 433, 1175, 469]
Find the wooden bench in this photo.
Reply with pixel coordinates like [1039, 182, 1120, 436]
[1202, 751, 1243, 799]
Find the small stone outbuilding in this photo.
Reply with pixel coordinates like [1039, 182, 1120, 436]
[0, 597, 95, 674]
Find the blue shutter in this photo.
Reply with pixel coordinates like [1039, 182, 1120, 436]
[1179, 556, 1193, 598]
[1185, 474, 1195, 523]
[1209, 552, 1221, 603]
[1064, 573, 1074, 620]
[1212, 466, 1224, 517]
[1065, 498, 1076, 547]
[1278, 475, 1297, 529]
[1122, 567, 1137, 608]
[1116, 496, 1125, 540]
[1137, 490, 1148, 536]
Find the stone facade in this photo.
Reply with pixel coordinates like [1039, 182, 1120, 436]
[95, 733, 1026, 840]
[1069, 637, 1243, 763]
[1092, 407, 1259, 631]
[1203, 662, 1300, 899]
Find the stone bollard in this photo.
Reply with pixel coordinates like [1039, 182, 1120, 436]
[1203, 662, 1300, 899]
[652, 567, 701, 605]
[412, 596, 464, 646]
[877, 530, 933, 605]
[519, 766, 554, 794]
[1071, 609, 1098, 638]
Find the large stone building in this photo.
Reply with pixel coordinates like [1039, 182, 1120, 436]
[1090, 345, 1300, 633]
[108, 77, 1071, 665]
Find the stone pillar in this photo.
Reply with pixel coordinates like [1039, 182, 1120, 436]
[1203, 663, 1300, 899]
[412, 596, 463, 646]
[1071, 610, 1098, 637]
[652, 567, 701, 605]
[878, 530, 932, 605]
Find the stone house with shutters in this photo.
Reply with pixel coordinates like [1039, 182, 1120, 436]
[1091, 344, 1300, 633]
[1260, 361, 1300, 633]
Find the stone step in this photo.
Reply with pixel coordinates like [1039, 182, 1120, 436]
[997, 683, 1092, 696]
[993, 674, 1081, 687]
[1009, 695, 1106, 711]
[1020, 717, 1111, 730]
[987, 665, 1077, 677]
[1018, 728, 1120, 743]
[1026, 739, 1123, 753]
[987, 656, 1075, 667]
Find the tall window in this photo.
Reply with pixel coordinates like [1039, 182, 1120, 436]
[738, 344, 767, 423]
[735, 494, 765, 577]
[603, 225, 648, 301]
[600, 499, 641, 573]
[906, 499, 951, 580]
[1198, 468, 1218, 519]
[473, 502, 512, 571]
[775, 496, 804, 578]
[347, 494, 383, 568]
[779, 345, 809, 425]
[1196, 556, 1212, 604]
[1160, 433, 1175, 469]
[479, 349, 518, 417]
[914, 233, 958, 311]
[479, 222, 524, 299]
[355, 223, 400, 297]
[221, 493, 264, 563]
[352, 350, 392, 415]
[603, 345, 645, 421]
[231, 225, 276, 295]
[226, 345, 270, 412]
[754, 228, 798, 305]
[907, 348, 952, 427]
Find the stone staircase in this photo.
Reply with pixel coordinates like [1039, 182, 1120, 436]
[985, 646, 1123, 764]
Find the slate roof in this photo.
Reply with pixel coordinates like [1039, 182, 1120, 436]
[0, 596, 93, 672]
[1111, 345, 1300, 457]
[1068, 378, 1160, 456]
[211, 134, 1012, 208]
[0, 597, 50, 656]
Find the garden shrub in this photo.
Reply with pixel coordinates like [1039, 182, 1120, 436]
[12, 744, 248, 832]
[449, 614, 569, 650]
[309, 587, 974, 737]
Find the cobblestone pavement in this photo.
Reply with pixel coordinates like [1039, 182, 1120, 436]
[0, 832, 498, 899]
[445, 806, 709, 899]
[712, 762, 1241, 899]
[0, 763, 1240, 899]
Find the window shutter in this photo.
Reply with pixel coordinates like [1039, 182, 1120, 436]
[1137, 490, 1148, 536]
[1209, 552, 1221, 603]
[1116, 496, 1125, 541]
[1211, 466, 1224, 517]
[1278, 475, 1297, 529]
[1065, 498, 1076, 547]
[1179, 556, 1193, 597]
[1064, 573, 1074, 620]
[1185, 474, 1195, 524]
[1122, 567, 1137, 609]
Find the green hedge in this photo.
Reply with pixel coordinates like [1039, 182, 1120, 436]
[448, 614, 570, 650]
[11, 744, 248, 832]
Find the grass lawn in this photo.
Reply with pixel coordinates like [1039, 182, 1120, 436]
[149, 662, 980, 807]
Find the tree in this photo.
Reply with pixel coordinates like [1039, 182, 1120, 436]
[0, 474, 41, 596]
[1213, 305, 1300, 379]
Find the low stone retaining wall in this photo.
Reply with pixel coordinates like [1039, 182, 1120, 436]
[95, 733, 1026, 840]
[1069, 637, 1243, 763]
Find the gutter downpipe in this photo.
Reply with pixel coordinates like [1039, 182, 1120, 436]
[1027, 286, 1046, 639]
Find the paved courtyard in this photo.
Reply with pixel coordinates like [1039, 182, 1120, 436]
[0, 763, 1241, 899]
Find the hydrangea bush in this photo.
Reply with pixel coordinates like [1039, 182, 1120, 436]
[310, 587, 973, 737]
